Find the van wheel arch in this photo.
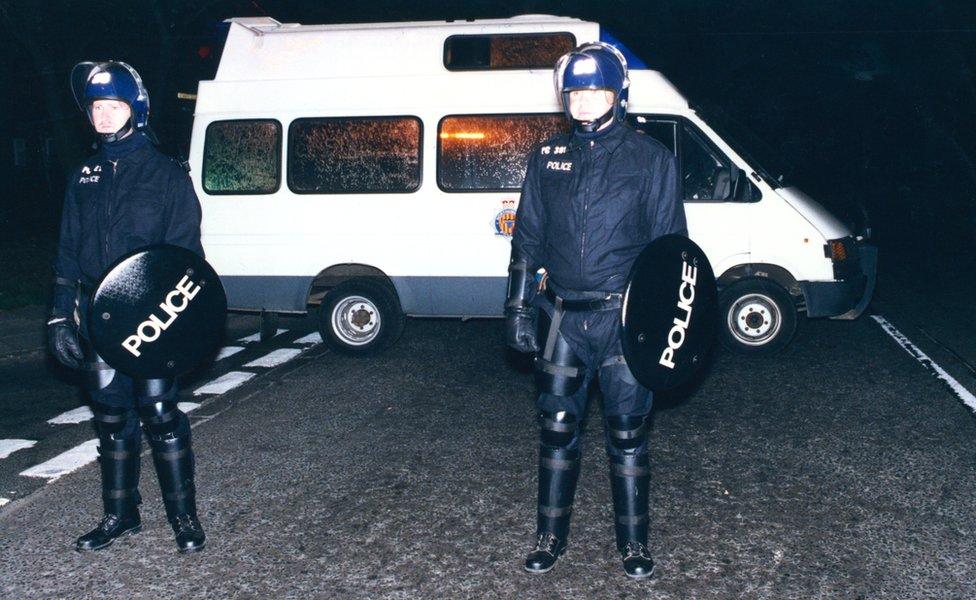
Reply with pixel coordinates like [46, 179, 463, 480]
[306, 264, 397, 306]
[716, 263, 801, 298]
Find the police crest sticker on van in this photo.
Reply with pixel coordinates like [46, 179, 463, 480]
[494, 199, 517, 237]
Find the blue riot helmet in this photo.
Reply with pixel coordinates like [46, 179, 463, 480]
[553, 42, 630, 133]
[70, 61, 150, 143]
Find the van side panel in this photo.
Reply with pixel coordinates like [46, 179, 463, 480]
[221, 275, 313, 312]
[395, 276, 505, 316]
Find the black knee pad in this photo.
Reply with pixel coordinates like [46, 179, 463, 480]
[138, 400, 188, 440]
[535, 318, 585, 397]
[539, 411, 580, 449]
[92, 402, 139, 439]
[606, 414, 649, 455]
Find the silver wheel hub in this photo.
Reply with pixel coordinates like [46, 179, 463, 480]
[728, 293, 781, 346]
[331, 295, 381, 346]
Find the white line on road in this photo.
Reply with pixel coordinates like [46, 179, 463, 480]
[47, 406, 93, 425]
[872, 315, 976, 415]
[293, 332, 323, 345]
[19, 403, 200, 482]
[178, 402, 201, 414]
[48, 402, 199, 425]
[216, 345, 246, 360]
[20, 439, 99, 481]
[0, 439, 37, 459]
[244, 348, 303, 368]
[192, 371, 256, 396]
[237, 329, 288, 343]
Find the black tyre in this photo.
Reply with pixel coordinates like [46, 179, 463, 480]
[719, 278, 797, 355]
[318, 278, 405, 356]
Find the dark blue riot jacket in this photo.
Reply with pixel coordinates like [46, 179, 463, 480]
[52, 133, 204, 321]
[512, 121, 687, 295]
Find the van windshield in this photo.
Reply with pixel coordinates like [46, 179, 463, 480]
[692, 103, 793, 188]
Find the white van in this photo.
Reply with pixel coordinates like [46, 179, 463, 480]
[187, 15, 876, 355]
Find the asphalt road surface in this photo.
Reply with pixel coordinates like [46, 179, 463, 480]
[0, 305, 974, 598]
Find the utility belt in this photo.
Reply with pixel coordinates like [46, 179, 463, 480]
[544, 287, 622, 312]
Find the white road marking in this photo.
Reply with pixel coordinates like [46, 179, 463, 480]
[216, 345, 245, 360]
[178, 402, 201, 414]
[0, 497, 9, 508]
[19, 403, 200, 483]
[0, 440, 37, 459]
[244, 348, 303, 368]
[293, 332, 323, 345]
[192, 371, 256, 396]
[872, 315, 976, 415]
[237, 329, 288, 343]
[48, 402, 200, 426]
[20, 439, 100, 481]
[47, 406, 94, 425]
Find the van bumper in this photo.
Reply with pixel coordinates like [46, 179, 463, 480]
[799, 241, 878, 320]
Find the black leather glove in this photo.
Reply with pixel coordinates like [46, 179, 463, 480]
[504, 253, 540, 353]
[47, 317, 83, 369]
[505, 307, 539, 353]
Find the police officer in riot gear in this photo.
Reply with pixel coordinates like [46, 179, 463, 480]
[506, 42, 686, 579]
[48, 61, 207, 553]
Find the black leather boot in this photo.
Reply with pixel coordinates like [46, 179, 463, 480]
[524, 411, 581, 574]
[140, 399, 206, 553]
[76, 415, 142, 551]
[610, 453, 654, 579]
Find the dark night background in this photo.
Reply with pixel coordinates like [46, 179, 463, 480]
[1, 0, 974, 310]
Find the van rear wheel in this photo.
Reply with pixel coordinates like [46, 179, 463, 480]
[719, 278, 797, 354]
[319, 278, 405, 356]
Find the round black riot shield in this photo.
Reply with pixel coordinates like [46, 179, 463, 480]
[87, 245, 226, 379]
[621, 234, 718, 391]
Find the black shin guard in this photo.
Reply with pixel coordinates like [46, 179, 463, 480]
[139, 400, 197, 521]
[609, 453, 650, 550]
[537, 411, 582, 541]
[92, 404, 142, 517]
[606, 414, 650, 551]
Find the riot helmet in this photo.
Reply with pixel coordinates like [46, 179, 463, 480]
[71, 61, 150, 143]
[553, 42, 630, 133]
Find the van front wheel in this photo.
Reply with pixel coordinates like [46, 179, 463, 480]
[719, 279, 797, 354]
[319, 279, 405, 356]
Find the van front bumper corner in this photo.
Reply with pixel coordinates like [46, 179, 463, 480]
[799, 242, 878, 320]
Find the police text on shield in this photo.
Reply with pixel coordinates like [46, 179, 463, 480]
[659, 261, 697, 369]
[121, 275, 201, 357]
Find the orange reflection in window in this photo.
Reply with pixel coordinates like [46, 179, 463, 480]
[439, 132, 486, 140]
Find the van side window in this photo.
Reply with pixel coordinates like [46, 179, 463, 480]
[630, 115, 749, 203]
[438, 114, 568, 191]
[288, 117, 422, 194]
[680, 124, 735, 202]
[203, 120, 281, 194]
[444, 33, 575, 71]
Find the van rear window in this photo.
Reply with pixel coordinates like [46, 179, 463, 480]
[288, 116, 422, 194]
[202, 120, 281, 194]
[438, 114, 568, 192]
[444, 33, 575, 71]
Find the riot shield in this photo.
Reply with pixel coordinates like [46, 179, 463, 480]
[621, 234, 718, 391]
[87, 245, 226, 379]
